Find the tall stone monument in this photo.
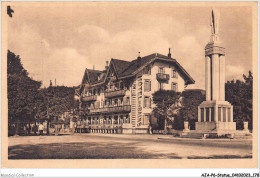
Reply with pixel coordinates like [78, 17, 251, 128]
[195, 9, 236, 134]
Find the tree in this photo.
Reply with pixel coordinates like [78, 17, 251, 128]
[226, 71, 253, 130]
[36, 85, 77, 134]
[8, 50, 42, 135]
[179, 90, 205, 130]
[152, 90, 182, 134]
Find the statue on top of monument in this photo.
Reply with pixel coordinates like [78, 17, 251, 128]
[210, 8, 220, 42]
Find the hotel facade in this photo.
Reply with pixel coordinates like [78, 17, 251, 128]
[75, 51, 195, 134]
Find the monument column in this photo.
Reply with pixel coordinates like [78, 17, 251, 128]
[205, 56, 211, 101]
[212, 54, 220, 100]
[219, 55, 225, 101]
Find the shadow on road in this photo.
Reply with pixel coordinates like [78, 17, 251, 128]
[8, 142, 182, 159]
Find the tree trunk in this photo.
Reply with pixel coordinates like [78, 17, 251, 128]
[15, 120, 20, 136]
[164, 117, 167, 135]
[47, 120, 50, 135]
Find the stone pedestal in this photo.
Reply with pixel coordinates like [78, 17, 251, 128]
[196, 100, 236, 134]
[243, 121, 250, 133]
[183, 121, 190, 132]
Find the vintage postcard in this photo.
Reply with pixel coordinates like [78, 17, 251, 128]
[1, 1, 258, 169]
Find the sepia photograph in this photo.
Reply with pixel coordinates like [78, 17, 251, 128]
[1, 1, 258, 171]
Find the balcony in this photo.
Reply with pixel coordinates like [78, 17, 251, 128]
[81, 95, 97, 102]
[156, 73, 170, 81]
[89, 105, 131, 114]
[104, 89, 126, 98]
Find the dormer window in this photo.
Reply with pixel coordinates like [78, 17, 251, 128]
[171, 82, 178, 92]
[144, 66, 151, 75]
[159, 67, 165, 74]
[172, 70, 178, 78]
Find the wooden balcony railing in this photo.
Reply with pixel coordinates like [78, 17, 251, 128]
[81, 95, 97, 102]
[89, 105, 131, 114]
[156, 73, 170, 81]
[104, 89, 126, 98]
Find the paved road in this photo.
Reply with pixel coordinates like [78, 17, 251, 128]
[8, 134, 252, 159]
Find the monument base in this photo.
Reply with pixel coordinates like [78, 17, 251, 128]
[195, 122, 236, 133]
[196, 100, 236, 134]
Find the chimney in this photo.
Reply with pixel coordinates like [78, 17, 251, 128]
[137, 52, 141, 67]
[93, 65, 95, 70]
[50, 80, 52, 87]
[105, 61, 109, 70]
[168, 48, 171, 58]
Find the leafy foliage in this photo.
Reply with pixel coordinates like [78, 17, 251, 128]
[226, 71, 253, 130]
[36, 86, 78, 121]
[152, 90, 182, 132]
[8, 50, 42, 124]
[179, 90, 205, 130]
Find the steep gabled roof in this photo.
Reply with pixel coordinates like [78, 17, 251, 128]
[79, 52, 195, 86]
[110, 58, 132, 76]
[81, 69, 104, 85]
[118, 53, 156, 77]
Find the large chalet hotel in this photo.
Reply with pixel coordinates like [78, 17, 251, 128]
[75, 50, 195, 134]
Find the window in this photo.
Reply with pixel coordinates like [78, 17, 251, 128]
[172, 70, 177, 78]
[125, 115, 130, 123]
[144, 80, 151, 92]
[114, 99, 118, 106]
[103, 117, 108, 124]
[103, 116, 107, 124]
[108, 117, 112, 124]
[114, 116, 118, 124]
[144, 66, 151, 75]
[171, 82, 177, 92]
[115, 83, 119, 90]
[120, 115, 124, 124]
[143, 114, 151, 125]
[159, 67, 165, 74]
[120, 98, 123, 105]
[144, 96, 151, 108]
[125, 97, 130, 105]
[95, 101, 100, 108]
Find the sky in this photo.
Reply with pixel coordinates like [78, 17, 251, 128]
[7, 2, 253, 89]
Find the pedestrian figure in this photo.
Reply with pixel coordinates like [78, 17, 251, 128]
[74, 123, 77, 133]
[27, 124, 31, 135]
[149, 125, 153, 135]
[24, 124, 27, 135]
[33, 124, 38, 135]
[55, 124, 59, 136]
[39, 123, 44, 136]
[58, 124, 62, 132]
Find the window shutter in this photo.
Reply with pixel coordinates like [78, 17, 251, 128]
[149, 97, 151, 108]
[149, 81, 151, 91]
